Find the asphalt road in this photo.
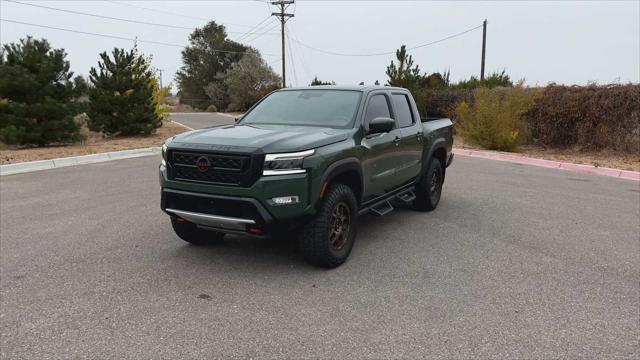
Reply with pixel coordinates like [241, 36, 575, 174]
[1, 114, 639, 358]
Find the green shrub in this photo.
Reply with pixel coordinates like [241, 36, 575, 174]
[88, 47, 162, 136]
[206, 104, 217, 112]
[0, 37, 82, 145]
[455, 85, 540, 151]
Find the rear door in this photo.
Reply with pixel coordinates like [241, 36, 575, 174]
[361, 92, 403, 197]
[391, 92, 423, 184]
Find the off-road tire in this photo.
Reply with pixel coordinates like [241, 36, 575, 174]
[413, 157, 444, 211]
[171, 218, 225, 245]
[299, 184, 358, 268]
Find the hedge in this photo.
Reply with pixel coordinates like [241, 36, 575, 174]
[419, 84, 640, 154]
[524, 84, 639, 153]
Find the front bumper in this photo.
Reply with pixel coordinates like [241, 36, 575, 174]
[160, 164, 315, 227]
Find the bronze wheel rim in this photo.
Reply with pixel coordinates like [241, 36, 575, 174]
[329, 202, 351, 251]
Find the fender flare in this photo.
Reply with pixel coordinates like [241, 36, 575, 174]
[319, 157, 364, 202]
[422, 139, 449, 179]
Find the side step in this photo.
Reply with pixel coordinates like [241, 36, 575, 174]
[358, 184, 417, 217]
[370, 200, 394, 216]
[396, 190, 416, 204]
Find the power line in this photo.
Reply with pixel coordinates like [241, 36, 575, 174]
[291, 23, 483, 57]
[0, 18, 276, 56]
[5, 0, 279, 35]
[235, 15, 273, 42]
[243, 20, 279, 44]
[7, 0, 191, 30]
[285, 30, 298, 86]
[286, 22, 312, 82]
[105, 0, 256, 29]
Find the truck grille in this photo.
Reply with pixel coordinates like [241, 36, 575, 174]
[169, 151, 254, 186]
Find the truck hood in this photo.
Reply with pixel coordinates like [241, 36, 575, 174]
[171, 124, 350, 153]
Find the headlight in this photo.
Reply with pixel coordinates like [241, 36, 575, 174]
[161, 143, 168, 166]
[263, 149, 314, 176]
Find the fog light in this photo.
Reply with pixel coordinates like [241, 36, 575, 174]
[247, 226, 264, 234]
[271, 196, 300, 205]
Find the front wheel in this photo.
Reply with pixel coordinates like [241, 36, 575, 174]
[413, 157, 444, 211]
[171, 218, 225, 245]
[299, 184, 358, 268]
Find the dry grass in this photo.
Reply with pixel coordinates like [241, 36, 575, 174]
[455, 135, 640, 172]
[0, 121, 189, 165]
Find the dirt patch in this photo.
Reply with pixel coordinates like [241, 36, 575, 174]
[454, 135, 640, 172]
[0, 121, 190, 165]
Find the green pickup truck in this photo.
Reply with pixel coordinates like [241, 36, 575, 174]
[160, 85, 453, 268]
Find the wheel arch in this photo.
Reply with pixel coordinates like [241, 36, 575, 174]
[318, 157, 364, 206]
[424, 139, 449, 181]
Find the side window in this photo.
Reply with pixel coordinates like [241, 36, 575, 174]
[391, 94, 414, 128]
[364, 94, 392, 128]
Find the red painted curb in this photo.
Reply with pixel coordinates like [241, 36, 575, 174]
[452, 148, 640, 181]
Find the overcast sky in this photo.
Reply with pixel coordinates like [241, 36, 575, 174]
[1, 0, 638, 90]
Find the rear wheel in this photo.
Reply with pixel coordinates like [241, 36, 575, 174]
[413, 157, 443, 211]
[171, 218, 225, 245]
[299, 184, 358, 268]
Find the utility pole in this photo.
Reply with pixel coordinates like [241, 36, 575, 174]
[480, 19, 487, 81]
[157, 69, 163, 88]
[271, 0, 294, 88]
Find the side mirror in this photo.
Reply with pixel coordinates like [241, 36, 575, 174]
[235, 114, 244, 123]
[369, 117, 395, 133]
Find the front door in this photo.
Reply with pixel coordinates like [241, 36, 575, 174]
[361, 92, 403, 197]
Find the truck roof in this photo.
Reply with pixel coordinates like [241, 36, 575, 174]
[280, 85, 408, 93]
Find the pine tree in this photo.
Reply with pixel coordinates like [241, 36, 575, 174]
[88, 47, 162, 135]
[386, 45, 425, 114]
[0, 37, 81, 145]
[385, 45, 421, 89]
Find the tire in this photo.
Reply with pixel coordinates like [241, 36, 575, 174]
[299, 184, 358, 268]
[413, 157, 444, 211]
[171, 218, 225, 245]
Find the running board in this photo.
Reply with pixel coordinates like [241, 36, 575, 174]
[396, 190, 416, 204]
[370, 200, 394, 216]
[358, 185, 416, 216]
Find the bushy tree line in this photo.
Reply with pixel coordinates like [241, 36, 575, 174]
[310, 76, 335, 86]
[177, 22, 280, 112]
[383, 45, 638, 153]
[0, 37, 165, 146]
[385, 45, 513, 116]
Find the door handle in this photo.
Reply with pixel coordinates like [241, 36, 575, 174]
[393, 136, 401, 146]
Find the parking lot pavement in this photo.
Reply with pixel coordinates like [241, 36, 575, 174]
[169, 112, 235, 130]
[1, 150, 638, 358]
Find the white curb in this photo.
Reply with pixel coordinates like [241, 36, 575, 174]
[0, 147, 161, 176]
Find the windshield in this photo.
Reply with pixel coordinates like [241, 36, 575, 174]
[240, 90, 362, 128]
